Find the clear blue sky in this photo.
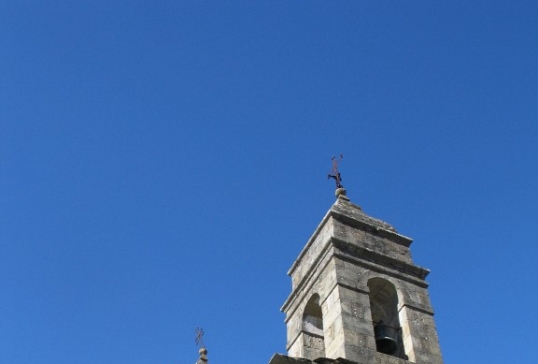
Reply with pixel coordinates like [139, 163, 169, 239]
[1, 1, 537, 363]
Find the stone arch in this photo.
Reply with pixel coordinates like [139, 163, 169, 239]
[367, 277, 406, 359]
[301, 294, 325, 358]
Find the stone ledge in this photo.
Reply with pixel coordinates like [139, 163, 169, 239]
[330, 210, 412, 248]
[332, 238, 430, 282]
[268, 353, 415, 364]
[288, 198, 414, 278]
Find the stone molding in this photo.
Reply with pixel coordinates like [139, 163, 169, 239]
[331, 238, 430, 283]
[269, 353, 417, 364]
[289, 199, 414, 278]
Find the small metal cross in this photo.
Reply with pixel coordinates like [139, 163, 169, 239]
[328, 154, 344, 188]
[195, 327, 205, 348]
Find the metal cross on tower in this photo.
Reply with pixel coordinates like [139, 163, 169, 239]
[195, 327, 205, 349]
[328, 154, 344, 189]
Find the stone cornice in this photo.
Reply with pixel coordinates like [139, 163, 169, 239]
[331, 238, 430, 285]
[288, 201, 415, 277]
[330, 204, 413, 248]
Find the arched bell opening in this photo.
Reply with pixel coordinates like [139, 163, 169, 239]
[368, 278, 406, 359]
[302, 294, 325, 359]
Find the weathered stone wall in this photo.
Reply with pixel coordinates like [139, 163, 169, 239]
[269, 352, 432, 364]
[288, 215, 335, 290]
[281, 197, 443, 364]
[303, 333, 326, 360]
[285, 256, 338, 357]
[330, 218, 413, 265]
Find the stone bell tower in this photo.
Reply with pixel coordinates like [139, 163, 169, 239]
[279, 188, 443, 364]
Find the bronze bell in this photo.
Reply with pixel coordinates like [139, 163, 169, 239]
[374, 321, 398, 355]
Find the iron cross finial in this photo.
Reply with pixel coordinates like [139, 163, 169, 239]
[195, 327, 205, 348]
[328, 154, 344, 189]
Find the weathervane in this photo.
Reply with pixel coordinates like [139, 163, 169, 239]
[328, 154, 344, 189]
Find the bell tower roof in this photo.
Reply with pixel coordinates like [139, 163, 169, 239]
[289, 194, 409, 270]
